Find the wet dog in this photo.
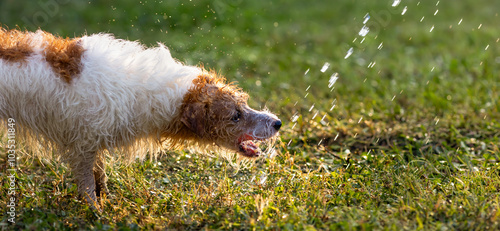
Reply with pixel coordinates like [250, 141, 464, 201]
[0, 28, 281, 209]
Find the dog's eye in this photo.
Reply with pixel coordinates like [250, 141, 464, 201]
[231, 110, 242, 122]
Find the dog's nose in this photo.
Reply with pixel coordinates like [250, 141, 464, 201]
[272, 120, 282, 131]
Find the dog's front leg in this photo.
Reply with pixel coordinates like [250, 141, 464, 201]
[69, 152, 99, 210]
[94, 154, 109, 198]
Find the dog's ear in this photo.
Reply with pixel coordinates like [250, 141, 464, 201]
[181, 102, 207, 137]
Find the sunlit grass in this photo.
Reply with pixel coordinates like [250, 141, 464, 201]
[1, 0, 499, 230]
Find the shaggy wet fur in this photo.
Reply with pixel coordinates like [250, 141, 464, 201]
[0, 28, 281, 210]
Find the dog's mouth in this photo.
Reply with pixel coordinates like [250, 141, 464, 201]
[237, 134, 265, 158]
[238, 140, 262, 157]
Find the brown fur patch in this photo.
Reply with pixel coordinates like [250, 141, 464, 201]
[0, 28, 33, 62]
[179, 72, 249, 139]
[0, 28, 84, 83]
[41, 31, 84, 83]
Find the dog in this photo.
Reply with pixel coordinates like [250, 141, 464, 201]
[0, 28, 281, 209]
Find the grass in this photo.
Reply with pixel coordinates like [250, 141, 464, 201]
[1, 0, 499, 230]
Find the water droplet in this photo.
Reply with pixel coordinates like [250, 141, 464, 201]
[312, 112, 318, 119]
[276, 177, 282, 186]
[259, 175, 268, 185]
[377, 42, 383, 50]
[420, 16, 425, 22]
[391, 95, 396, 101]
[328, 73, 339, 88]
[392, 0, 401, 7]
[431, 67, 435, 72]
[330, 104, 336, 111]
[269, 149, 278, 158]
[458, 18, 463, 25]
[401, 6, 408, 15]
[344, 47, 354, 59]
[358, 117, 363, 123]
[436, 1, 440, 6]
[304, 68, 310, 75]
[359, 25, 370, 37]
[291, 114, 299, 122]
[309, 104, 315, 112]
[430, 25, 435, 32]
[306, 85, 311, 91]
[334, 133, 339, 141]
[434, 9, 439, 15]
[368, 61, 376, 68]
[478, 24, 482, 29]
[320, 63, 330, 72]
[485, 45, 490, 50]
[363, 13, 370, 24]
[320, 114, 327, 122]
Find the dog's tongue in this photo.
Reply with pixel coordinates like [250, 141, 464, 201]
[239, 140, 261, 157]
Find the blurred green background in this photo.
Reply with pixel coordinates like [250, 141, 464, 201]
[1, 0, 498, 121]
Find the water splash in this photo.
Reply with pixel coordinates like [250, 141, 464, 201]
[378, 42, 383, 50]
[312, 112, 318, 119]
[259, 174, 268, 185]
[269, 149, 278, 159]
[320, 114, 327, 123]
[344, 47, 354, 59]
[320, 62, 330, 72]
[401, 6, 408, 15]
[330, 104, 336, 111]
[359, 25, 370, 37]
[304, 68, 310, 75]
[328, 73, 339, 88]
[368, 61, 376, 68]
[363, 13, 370, 24]
[309, 104, 315, 112]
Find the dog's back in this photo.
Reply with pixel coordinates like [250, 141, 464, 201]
[0, 29, 201, 158]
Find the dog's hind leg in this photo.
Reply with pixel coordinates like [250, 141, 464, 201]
[94, 154, 109, 198]
[70, 152, 99, 210]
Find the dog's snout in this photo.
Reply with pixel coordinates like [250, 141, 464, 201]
[272, 120, 282, 131]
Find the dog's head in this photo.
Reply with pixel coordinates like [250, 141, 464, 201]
[180, 73, 281, 157]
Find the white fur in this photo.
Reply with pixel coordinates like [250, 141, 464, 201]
[0, 33, 201, 161]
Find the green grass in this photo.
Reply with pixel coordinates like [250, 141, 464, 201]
[1, 0, 500, 230]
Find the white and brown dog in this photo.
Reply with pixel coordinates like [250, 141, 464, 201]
[0, 28, 281, 208]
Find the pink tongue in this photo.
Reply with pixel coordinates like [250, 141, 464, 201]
[239, 140, 261, 157]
